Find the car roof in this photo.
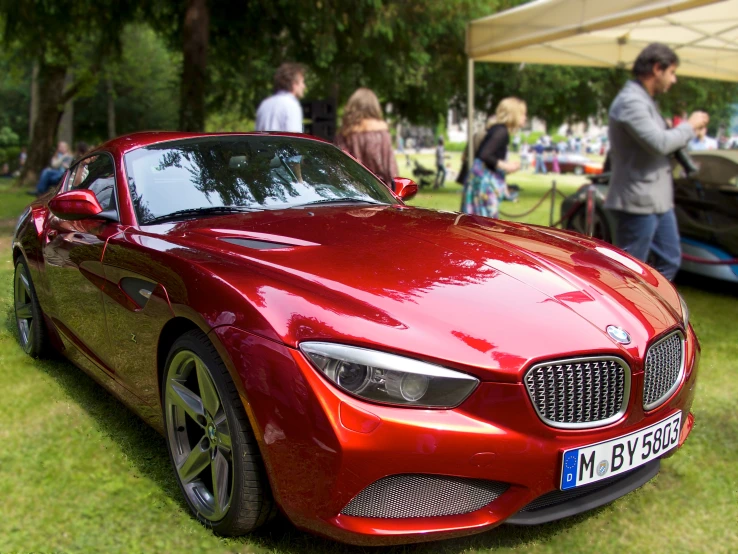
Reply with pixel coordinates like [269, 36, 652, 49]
[97, 131, 332, 157]
[689, 149, 738, 164]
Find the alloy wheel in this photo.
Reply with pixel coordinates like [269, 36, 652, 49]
[164, 350, 234, 522]
[14, 263, 35, 354]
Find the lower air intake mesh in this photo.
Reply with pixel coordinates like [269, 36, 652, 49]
[340, 474, 509, 518]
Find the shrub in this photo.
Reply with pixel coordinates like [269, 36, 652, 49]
[0, 126, 20, 147]
[524, 131, 544, 145]
[446, 141, 467, 152]
[0, 147, 22, 168]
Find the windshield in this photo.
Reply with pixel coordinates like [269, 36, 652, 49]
[123, 135, 397, 224]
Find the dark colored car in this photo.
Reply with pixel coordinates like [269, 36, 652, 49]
[562, 150, 738, 282]
[13, 132, 698, 545]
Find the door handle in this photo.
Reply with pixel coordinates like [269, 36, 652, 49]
[47, 229, 58, 240]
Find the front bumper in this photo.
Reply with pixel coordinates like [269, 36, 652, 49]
[213, 325, 699, 546]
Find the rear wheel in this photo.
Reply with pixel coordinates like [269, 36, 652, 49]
[162, 330, 276, 535]
[574, 165, 584, 176]
[14, 257, 50, 358]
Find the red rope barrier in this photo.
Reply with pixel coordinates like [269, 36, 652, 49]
[681, 253, 738, 265]
[497, 184, 738, 266]
[499, 189, 553, 219]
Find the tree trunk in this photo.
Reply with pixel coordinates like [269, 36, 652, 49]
[57, 71, 75, 146]
[18, 63, 68, 187]
[179, 0, 209, 131]
[107, 76, 117, 139]
[29, 62, 39, 142]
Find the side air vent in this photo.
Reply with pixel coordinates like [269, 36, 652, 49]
[220, 237, 293, 250]
[120, 277, 156, 309]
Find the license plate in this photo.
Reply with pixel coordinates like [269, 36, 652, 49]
[560, 411, 682, 490]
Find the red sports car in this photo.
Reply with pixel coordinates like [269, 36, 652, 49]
[12, 132, 698, 546]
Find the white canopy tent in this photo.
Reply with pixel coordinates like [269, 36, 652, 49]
[465, 0, 738, 160]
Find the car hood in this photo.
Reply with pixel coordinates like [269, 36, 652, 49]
[156, 205, 682, 381]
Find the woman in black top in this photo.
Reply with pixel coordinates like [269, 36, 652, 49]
[462, 97, 527, 217]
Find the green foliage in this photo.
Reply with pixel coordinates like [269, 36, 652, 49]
[0, 0, 142, 183]
[473, 62, 738, 132]
[472, 63, 613, 129]
[446, 141, 467, 152]
[150, 0, 515, 128]
[523, 131, 544, 145]
[0, 57, 30, 144]
[2, 0, 737, 145]
[205, 111, 254, 133]
[657, 77, 738, 135]
[0, 146, 21, 166]
[0, 15, 178, 146]
[74, 24, 181, 144]
[0, 125, 19, 146]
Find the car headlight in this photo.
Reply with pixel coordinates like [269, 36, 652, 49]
[299, 342, 479, 408]
[678, 293, 690, 328]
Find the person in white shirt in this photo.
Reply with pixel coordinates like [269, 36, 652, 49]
[255, 63, 307, 133]
[688, 127, 718, 151]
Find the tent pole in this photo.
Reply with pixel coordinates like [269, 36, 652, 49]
[467, 57, 475, 181]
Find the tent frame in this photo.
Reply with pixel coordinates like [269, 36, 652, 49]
[465, 0, 736, 158]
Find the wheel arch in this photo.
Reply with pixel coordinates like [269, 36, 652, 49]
[155, 317, 256, 427]
[12, 244, 24, 265]
[156, 316, 202, 397]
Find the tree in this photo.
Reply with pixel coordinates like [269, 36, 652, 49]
[203, 0, 512, 127]
[74, 24, 180, 145]
[0, 54, 30, 145]
[652, 76, 738, 135]
[470, 61, 738, 133]
[179, 0, 209, 131]
[0, 0, 139, 185]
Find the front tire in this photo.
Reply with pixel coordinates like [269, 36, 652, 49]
[162, 330, 276, 535]
[14, 257, 50, 358]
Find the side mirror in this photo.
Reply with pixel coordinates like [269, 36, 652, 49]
[392, 177, 418, 202]
[49, 189, 104, 220]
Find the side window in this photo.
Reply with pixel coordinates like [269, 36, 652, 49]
[62, 166, 77, 191]
[70, 154, 117, 212]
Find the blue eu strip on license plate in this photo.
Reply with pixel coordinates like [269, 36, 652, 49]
[560, 411, 682, 490]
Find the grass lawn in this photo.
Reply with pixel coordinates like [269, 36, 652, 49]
[398, 151, 587, 224]
[1, 173, 737, 553]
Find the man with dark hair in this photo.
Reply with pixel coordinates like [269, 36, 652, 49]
[604, 42, 709, 280]
[255, 62, 306, 133]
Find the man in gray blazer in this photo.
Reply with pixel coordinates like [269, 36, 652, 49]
[605, 43, 708, 280]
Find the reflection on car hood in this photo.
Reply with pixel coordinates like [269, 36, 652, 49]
[162, 206, 681, 380]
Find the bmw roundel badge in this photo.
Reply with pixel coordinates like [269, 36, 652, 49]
[606, 325, 631, 345]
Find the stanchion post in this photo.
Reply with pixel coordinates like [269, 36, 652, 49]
[585, 183, 595, 237]
[549, 180, 557, 227]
